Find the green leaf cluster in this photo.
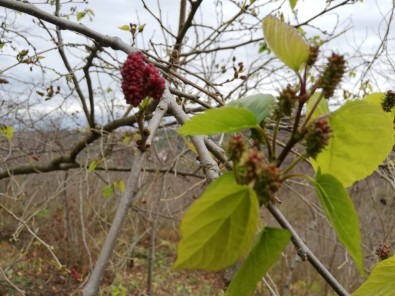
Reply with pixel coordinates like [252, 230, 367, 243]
[289, 0, 298, 10]
[102, 180, 125, 198]
[175, 14, 395, 296]
[76, 9, 95, 22]
[0, 125, 13, 141]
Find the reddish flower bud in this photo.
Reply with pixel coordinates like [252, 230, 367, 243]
[239, 147, 266, 182]
[70, 268, 81, 281]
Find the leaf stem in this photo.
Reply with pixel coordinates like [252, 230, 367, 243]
[301, 92, 324, 131]
[281, 153, 307, 177]
[276, 101, 304, 166]
[257, 125, 273, 161]
[271, 118, 281, 160]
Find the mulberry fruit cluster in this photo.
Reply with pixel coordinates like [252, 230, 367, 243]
[277, 84, 297, 117]
[375, 241, 394, 261]
[121, 52, 166, 107]
[381, 90, 395, 113]
[239, 147, 267, 182]
[226, 134, 247, 163]
[306, 45, 320, 67]
[320, 53, 346, 99]
[254, 164, 282, 203]
[236, 146, 282, 203]
[304, 117, 332, 159]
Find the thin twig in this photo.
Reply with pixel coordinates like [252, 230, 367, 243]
[0, 203, 63, 269]
[81, 152, 146, 296]
[0, 266, 26, 296]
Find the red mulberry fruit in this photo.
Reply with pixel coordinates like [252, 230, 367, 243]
[121, 52, 165, 107]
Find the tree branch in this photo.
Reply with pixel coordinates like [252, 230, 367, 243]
[267, 203, 350, 296]
[168, 97, 220, 183]
[174, 0, 203, 54]
[53, 0, 94, 128]
[0, 0, 132, 52]
[0, 115, 139, 179]
[81, 151, 146, 296]
[0, 0, 220, 107]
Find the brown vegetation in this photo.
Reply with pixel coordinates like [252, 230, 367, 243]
[1, 128, 394, 295]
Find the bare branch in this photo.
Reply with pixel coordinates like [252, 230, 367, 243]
[81, 151, 146, 296]
[267, 203, 350, 296]
[168, 97, 220, 183]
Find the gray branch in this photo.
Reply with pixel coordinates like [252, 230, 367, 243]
[0, 0, 133, 53]
[168, 98, 220, 183]
[81, 151, 146, 296]
[267, 203, 350, 296]
[81, 85, 222, 294]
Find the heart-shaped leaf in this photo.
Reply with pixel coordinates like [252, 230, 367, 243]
[174, 173, 259, 271]
[312, 100, 394, 187]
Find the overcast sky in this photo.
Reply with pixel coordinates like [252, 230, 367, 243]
[86, 0, 393, 53]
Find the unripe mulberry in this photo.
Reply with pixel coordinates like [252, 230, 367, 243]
[307, 45, 320, 67]
[320, 53, 346, 99]
[121, 52, 166, 107]
[381, 90, 395, 113]
[277, 85, 297, 117]
[375, 241, 394, 261]
[239, 147, 266, 183]
[226, 134, 247, 163]
[304, 117, 332, 159]
[255, 164, 282, 203]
